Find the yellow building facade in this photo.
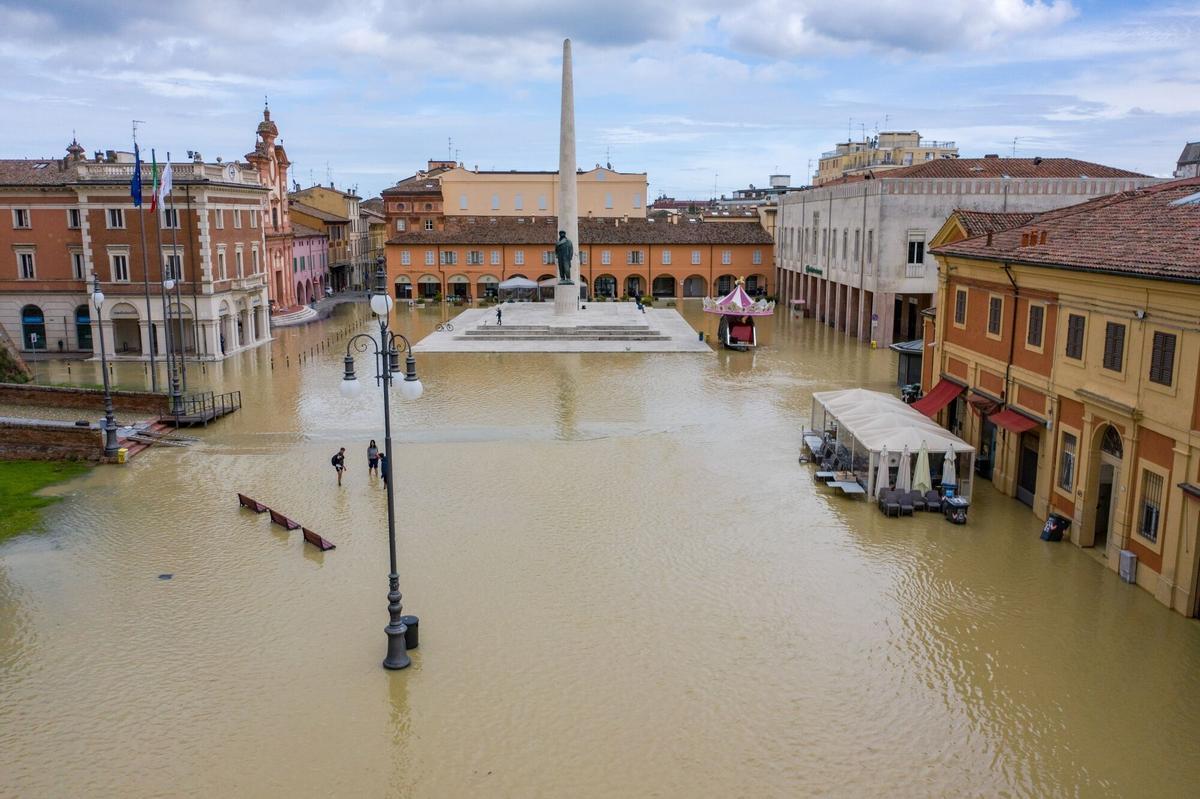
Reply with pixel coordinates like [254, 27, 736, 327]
[923, 181, 1200, 616]
[438, 166, 647, 218]
[816, 131, 958, 185]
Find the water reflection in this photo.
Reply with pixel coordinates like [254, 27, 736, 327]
[1, 300, 1199, 797]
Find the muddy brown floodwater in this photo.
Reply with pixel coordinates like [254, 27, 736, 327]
[3, 301, 1200, 797]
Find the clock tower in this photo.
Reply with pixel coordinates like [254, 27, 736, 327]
[245, 104, 294, 311]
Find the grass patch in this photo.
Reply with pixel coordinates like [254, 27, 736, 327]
[0, 460, 92, 540]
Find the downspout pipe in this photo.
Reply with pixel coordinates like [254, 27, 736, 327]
[1002, 262, 1018, 402]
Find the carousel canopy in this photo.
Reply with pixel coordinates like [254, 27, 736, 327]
[702, 279, 775, 316]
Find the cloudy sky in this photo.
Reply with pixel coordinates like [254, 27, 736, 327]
[2, 1, 1197, 199]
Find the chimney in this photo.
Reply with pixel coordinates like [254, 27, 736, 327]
[1020, 232, 1030, 246]
[1039, 230, 1047, 245]
[986, 231, 993, 246]
[984, 153, 999, 159]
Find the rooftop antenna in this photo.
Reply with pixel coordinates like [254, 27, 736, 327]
[1011, 136, 1023, 157]
[884, 113, 890, 129]
[448, 137, 453, 161]
[848, 117, 852, 141]
[325, 161, 332, 186]
[131, 120, 145, 145]
[713, 171, 719, 199]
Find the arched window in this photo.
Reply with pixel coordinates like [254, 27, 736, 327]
[1101, 426, 1123, 458]
[75, 305, 93, 350]
[21, 304, 46, 350]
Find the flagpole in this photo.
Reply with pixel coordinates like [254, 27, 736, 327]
[185, 184, 202, 359]
[134, 138, 158, 392]
[152, 148, 180, 413]
[166, 152, 188, 393]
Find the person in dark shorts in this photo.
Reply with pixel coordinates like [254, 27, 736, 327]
[367, 440, 379, 477]
[379, 451, 389, 487]
[331, 447, 347, 486]
[496, 306, 502, 326]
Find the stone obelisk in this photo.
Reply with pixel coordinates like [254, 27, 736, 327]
[554, 38, 579, 316]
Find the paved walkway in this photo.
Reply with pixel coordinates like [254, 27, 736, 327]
[413, 302, 711, 353]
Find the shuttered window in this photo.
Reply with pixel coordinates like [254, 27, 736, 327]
[1065, 314, 1085, 359]
[954, 289, 967, 325]
[987, 296, 1002, 335]
[1027, 304, 1044, 348]
[1149, 331, 1176, 386]
[1102, 322, 1125, 371]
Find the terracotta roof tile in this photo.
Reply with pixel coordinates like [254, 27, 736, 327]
[291, 222, 326, 238]
[954, 210, 1036, 238]
[882, 157, 1148, 180]
[386, 216, 773, 246]
[932, 177, 1200, 282]
[0, 159, 76, 186]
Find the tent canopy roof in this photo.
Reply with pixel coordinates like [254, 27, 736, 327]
[498, 276, 538, 289]
[812, 389, 974, 455]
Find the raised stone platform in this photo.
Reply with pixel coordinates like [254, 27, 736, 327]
[413, 303, 710, 353]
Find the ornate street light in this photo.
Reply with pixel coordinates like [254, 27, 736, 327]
[162, 277, 184, 417]
[90, 274, 120, 457]
[340, 256, 424, 669]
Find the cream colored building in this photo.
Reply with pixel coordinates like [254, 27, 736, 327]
[439, 166, 647, 219]
[815, 131, 958, 185]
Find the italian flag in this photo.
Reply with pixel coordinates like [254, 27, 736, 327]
[149, 151, 160, 213]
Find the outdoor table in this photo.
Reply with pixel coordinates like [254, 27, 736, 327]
[831, 481, 865, 497]
[814, 471, 836, 482]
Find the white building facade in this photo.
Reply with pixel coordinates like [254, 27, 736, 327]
[774, 158, 1159, 347]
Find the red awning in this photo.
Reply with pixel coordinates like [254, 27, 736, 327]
[911, 379, 965, 417]
[989, 407, 1041, 433]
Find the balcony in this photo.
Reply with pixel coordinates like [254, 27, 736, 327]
[77, 162, 263, 186]
[905, 263, 926, 279]
[920, 140, 957, 150]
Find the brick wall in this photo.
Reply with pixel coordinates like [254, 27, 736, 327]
[0, 383, 168, 414]
[0, 417, 102, 460]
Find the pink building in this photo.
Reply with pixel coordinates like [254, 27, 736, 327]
[291, 223, 329, 304]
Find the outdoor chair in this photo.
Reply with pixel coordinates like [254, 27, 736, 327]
[897, 492, 915, 516]
[907, 491, 926, 512]
[924, 490, 942, 511]
[878, 490, 901, 517]
[923, 490, 942, 512]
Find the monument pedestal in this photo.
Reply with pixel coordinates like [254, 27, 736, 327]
[554, 283, 576, 315]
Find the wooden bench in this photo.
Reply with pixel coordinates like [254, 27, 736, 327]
[237, 493, 269, 513]
[302, 527, 336, 551]
[269, 509, 300, 530]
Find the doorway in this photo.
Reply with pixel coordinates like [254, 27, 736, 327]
[1094, 461, 1116, 551]
[1016, 432, 1040, 507]
[977, 418, 996, 480]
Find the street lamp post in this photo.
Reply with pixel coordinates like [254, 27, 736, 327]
[340, 257, 424, 669]
[162, 278, 184, 417]
[91, 274, 120, 458]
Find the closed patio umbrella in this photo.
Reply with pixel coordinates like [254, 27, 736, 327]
[895, 445, 912, 493]
[913, 441, 932, 494]
[942, 447, 957, 490]
[876, 445, 891, 499]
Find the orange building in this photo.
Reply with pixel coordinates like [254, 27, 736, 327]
[0, 141, 270, 360]
[384, 216, 772, 301]
[920, 179, 1200, 615]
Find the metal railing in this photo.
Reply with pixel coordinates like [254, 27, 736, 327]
[176, 390, 242, 424]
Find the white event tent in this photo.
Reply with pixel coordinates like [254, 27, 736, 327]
[811, 389, 975, 499]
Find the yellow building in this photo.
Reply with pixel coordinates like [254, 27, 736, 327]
[815, 131, 958, 185]
[289, 185, 368, 287]
[921, 179, 1200, 616]
[438, 166, 647, 218]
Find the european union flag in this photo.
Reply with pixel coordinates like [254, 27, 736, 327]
[131, 144, 143, 207]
